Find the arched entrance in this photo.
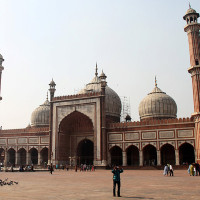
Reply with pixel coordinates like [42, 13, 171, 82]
[0, 148, 5, 163]
[30, 148, 38, 164]
[58, 111, 94, 164]
[40, 148, 48, 165]
[179, 143, 195, 165]
[8, 148, 15, 166]
[161, 144, 175, 165]
[126, 145, 139, 166]
[143, 145, 157, 166]
[18, 148, 26, 165]
[77, 139, 93, 165]
[110, 146, 122, 166]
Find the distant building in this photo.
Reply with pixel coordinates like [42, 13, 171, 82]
[0, 7, 199, 167]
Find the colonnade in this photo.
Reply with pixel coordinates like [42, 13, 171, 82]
[109, 143, 195, 167]
[0, 147, 48, 166]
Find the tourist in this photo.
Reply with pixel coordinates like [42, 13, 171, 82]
[169, 164, 173, 176]
[49, 163, 53, 174]
[112, 166, 123, 197]
[75, 165, 77, 172]
[163, 164, 168, 176]
[195, 163, 200, 176]
[189, 164, 194, 176]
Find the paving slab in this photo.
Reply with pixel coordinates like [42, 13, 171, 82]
[0, 170, 199, 200]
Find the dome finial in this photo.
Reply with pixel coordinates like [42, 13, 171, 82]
[95, 62, 98, 77]
[155, 76, 157, 87]
[189, 2, 191, 9]
[46, 91, 49, 100]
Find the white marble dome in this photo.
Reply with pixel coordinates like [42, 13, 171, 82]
[78, 72, 121, 118]
[31, 98, 50, 127]
[139, 84, 177, 121]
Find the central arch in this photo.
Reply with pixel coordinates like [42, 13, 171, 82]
[143, 145, 157, 166]
[58, 111, 94, 164]
[77, 139, 94, 165]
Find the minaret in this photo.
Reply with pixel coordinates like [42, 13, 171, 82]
[183, 6, 200, 163]
[183, 6, 200, 116]
[0, 54, 4, 101]
[48, 79, 56, 165]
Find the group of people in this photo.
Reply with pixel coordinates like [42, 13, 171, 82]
[188, 163, 200, 176]
[163, 164, 174, 176]
[79, 164, 95, 172]
[48, 163, 96, 174]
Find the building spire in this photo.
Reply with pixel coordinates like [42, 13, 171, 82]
[189, 2, 191, 9]
[46, 91, 49, 100]
[155, 76, 157, 87]
[95, 62, 98, 77]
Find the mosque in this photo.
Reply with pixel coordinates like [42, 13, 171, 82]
[0, 7, 199, 168]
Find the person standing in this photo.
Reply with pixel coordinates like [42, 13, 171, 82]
[169, 164, 174, 176]
[49, 163, 53, 174]
[163, 164, 168, 176]
[112, 166, 123, 197]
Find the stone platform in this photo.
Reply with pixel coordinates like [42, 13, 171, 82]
[0, 169, 200, 199]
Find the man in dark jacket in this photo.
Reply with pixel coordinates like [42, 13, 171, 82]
[112, 166, 123, 197]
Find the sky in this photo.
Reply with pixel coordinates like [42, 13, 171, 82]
[0, 0, 199, 129]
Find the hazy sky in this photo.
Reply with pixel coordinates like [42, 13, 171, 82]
[0, 0, 199, 129]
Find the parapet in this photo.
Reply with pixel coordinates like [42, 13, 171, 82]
[108, 117, 193, 129]
[53, 92, 102, 101]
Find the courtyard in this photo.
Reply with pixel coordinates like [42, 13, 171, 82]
[0, 169, 199, 199]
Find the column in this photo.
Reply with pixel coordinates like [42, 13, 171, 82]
[38, 152, 41, 166]
[122, 151, 127, 166]
[175, 149, 179, 165]
[15, 152, 20, 165]
[157, 150, 161, 166]
[139, 150, 143, 166]
[4, 149, 8, 170]
[26, 152, 31, 165]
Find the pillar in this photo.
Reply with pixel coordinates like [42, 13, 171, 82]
[122, 151, 127, 166]
[157, 150, 161, 166]
[4, 149, 8, 170]
[139, 150, 143, 166]
[175, 149, 179, 165]
[15, 152, 20, 165]
[26, 152, 31, 165]
[38, 152, 41, 165]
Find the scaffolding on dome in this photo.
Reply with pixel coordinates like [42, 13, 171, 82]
[120, 96, 131, 122]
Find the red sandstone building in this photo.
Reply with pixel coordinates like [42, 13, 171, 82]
[0, 7, 199, 168]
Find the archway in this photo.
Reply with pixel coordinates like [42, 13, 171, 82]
[161, 144, 175, 165]
[126, 145, 139, 166]
[8, 148, 15, 166]
[18, 148, 26, 165]
[110, 146, 122, 166]
[143, 145, 157, 166]
[30, 148, 38, 164]
[77, 139, 93, 165]
[0, 148, 5, 163]
[179, 143, 195, 165]
[58, 111, 94, 164]
[40, 148, 48, 165]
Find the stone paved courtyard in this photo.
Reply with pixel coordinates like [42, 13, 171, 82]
[0, 169, 200, 200]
